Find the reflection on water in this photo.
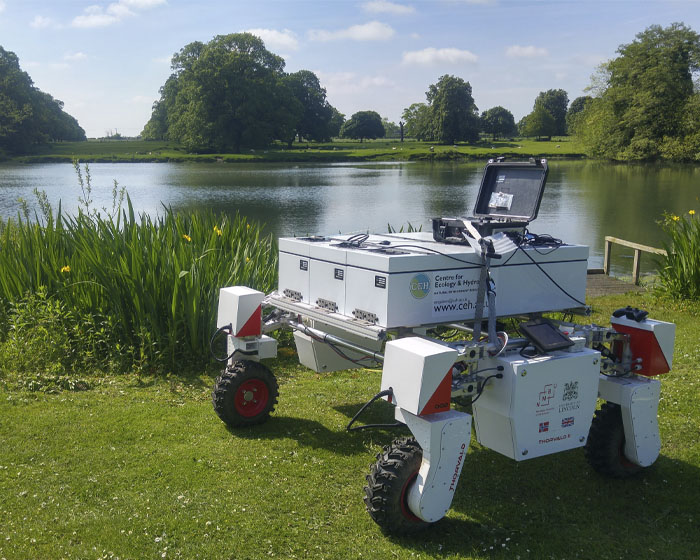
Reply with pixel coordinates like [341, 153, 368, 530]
[1, 160, 698, 274]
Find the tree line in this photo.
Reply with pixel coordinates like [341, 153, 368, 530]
[2, 22, 700, 162]
[0, 47, 86, 155]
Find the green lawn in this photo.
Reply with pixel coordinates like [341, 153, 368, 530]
[1, 291, 698, 559]
[13, 137, 585, 164]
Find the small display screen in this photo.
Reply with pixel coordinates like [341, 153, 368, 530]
[519, 319, 574, 353]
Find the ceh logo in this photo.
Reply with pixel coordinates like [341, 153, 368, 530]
[409, 273, 431, 299]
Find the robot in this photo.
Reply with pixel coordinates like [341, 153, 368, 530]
[210, 158, 675, 533]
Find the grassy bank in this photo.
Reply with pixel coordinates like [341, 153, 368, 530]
[13, 137, 585, 164]
[1, 291, 698, 559]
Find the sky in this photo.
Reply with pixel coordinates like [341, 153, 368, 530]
[1, 0, 699, 138]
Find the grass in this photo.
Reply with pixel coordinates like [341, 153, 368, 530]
[13, 137, 585, 164]
[1, 291, 699, 559]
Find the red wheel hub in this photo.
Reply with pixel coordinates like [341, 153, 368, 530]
[234, 379, 269, 417]
[399, 469, 422, 522]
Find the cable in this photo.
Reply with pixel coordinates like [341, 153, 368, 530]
[470, 372, 504, 405]
[346, 388, 404, 432]
[514, 243, 587, 307]
[209, 324, 259, 363]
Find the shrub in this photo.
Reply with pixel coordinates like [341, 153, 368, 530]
[658, 210, 700, 299]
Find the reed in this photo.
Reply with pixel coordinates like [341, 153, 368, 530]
[0, 181, 277, 374]
[658, 210, 700, 299]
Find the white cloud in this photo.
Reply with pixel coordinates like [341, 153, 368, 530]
[362, 1, 415, 15]
[64, 52, 88, 62]
[72, 0, 166, 28]
[245, 28, 299, 51]
[30, 15, 53, 28]
[316, 70, 394, 95]
[50, 62, 71, 70]
[506, 45, 548, 58]
[402, 47, 478, 65]
[0, 1, 5, 14]
[308, 21, 394, 42]
[152, 55, 171, 64]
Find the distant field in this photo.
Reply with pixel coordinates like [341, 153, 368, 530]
[15, 137, 585, 164]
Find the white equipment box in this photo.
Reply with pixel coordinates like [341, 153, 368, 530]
[473, 348, 600, 461]
[279, 232, 587, 329]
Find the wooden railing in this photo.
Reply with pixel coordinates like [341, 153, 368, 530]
[603, 236, 667, 285]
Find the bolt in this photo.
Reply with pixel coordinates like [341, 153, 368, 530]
[593, 359, 599, 365]
[579, 436, 585, 443]
[522, 449, 528, 456]
[521, 370, 527, 377]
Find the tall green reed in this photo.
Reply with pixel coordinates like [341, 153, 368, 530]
[658, 209, 700, 299]
[0, 164, 277, 372]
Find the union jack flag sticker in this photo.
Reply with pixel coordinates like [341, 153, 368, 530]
[538, 421, 549, 433]
[562, 417, 575, 428]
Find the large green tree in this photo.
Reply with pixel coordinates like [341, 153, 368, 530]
[142, 34, 342, 152]
[283, 70, 336, 144]
[578, 23, 700, 160]
[340, 111, 385, 142]
[520, 104, 556, 139]
[0, 46, 85, 154]
[533, 89, 568, 136]
[565, 95, 593, 135]
[401, 103, 431, 140]
[426, 75, 480, 144]
[480, 106, 516, 140]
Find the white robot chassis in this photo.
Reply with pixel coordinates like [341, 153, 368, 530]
[210, 159, 676, 534]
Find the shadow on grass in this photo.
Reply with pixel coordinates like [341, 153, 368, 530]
[393, 447, 700, 558]
[224, 413, 405, 456]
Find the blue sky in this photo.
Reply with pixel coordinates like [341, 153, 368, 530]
[1, 0, 698, 138]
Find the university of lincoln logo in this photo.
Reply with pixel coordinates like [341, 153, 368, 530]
[563, 381, 579, 401]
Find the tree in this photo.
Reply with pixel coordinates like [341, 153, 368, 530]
[426, 75, 480, 144]
[283, 70, 339, 144]
[578, 23, 700, 160]
[533, 89, 569, 136]
[382, 118, 401, 138]
[340, 111, 385, 142]
[327, 107, 345, 139]
[565, 95, 593, 135]
[401, 103, 431, 140]
[0, 46, 85, 154]
[520, 104, 556, 139]
[480, 106, 516, 140]
[142, 33, 291, 152]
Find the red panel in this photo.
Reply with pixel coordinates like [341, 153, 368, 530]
[420, 369, 452, 415]
[612, 323, 670, 376]
[236, 304, 262, 337]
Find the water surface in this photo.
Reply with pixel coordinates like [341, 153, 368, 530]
[1, 160, 698, 275]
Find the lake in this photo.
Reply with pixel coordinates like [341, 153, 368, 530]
[1, 160, 698, 275]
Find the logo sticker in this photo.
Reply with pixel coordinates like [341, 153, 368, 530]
[562, 417, 574, 428]
[563, 381, 579, 401]
[409, 273, 431, 299]
[539, 421, 550, 433]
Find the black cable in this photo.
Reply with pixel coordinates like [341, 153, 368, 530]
[210, 324, 233, 362]
[514, 243, 587, 307]
[346, 388, 404, 432]
[519, 346, 540, 359]
[209, 324, 260, 363]
[470, 372, 504, 405]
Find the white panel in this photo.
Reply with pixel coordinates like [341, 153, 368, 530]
[278, 233, 589, 329]
[473, 348, 600, 461]
[381, 338, 457, 416]
[402, 410, 472, 522]
[217, 286, 263, 330]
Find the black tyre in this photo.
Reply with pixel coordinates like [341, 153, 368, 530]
[212, 360, 279, 428]
[585, 402, 643, 478]
[363, 437, 431, 534]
